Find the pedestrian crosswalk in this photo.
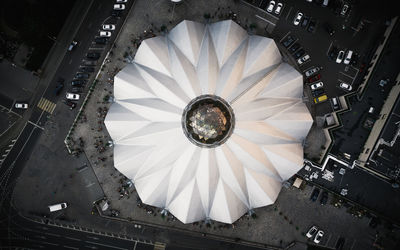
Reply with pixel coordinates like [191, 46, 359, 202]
[37, 97, 56, 114]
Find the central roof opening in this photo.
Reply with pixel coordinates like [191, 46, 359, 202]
[182, 95, 235, 148]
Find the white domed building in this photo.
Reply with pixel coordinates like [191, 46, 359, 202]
[104, 20, 313, 224]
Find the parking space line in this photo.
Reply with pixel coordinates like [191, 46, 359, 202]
[255, 15, 276, 26]
[339, 72, 355, 81]
[88, 47, 105, 50]
[326, 41, 333, 57]
[286, 6, 292, 21]
[279, 31, 291, 42]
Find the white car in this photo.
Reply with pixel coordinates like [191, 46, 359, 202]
[297, 54, 310, 65]
[66, 93, 80, 100]
[339, 82, 352, 91]
[314, 230, 324, 244]
[114, 4, 125, 10]
[102, 24, 115, 30]
[311, 81, 323, 90]
[293, 12, 303, 26]
[306, 226, 318, 238]
[15, 103, 28, 109]
[48, 202, 68, 212]
[267, 1, 275, 13]
[100, 31, 112, 37]
[275, 3, 283, 15]
[116, 0, 127, 2]
[305, 67, 321, 77]
[336, 50, 345, 63]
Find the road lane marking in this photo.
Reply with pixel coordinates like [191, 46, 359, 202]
[255, 14, 276, 26]
[85, 240, 128, 250]
[64, 246, 79, 250]
[37, 98, 56, 114]
[28, 120, 44, 130]
[65, 236, 81, 241]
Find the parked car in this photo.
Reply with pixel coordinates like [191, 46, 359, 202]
[66, 93, 80, 100]
[87, 52, 100, 60]
[310, 188, 320, 201]
[267, 1, 275, 12]
[274, 2, 283, 15]
[293, 12, 303, 26]
[305, 67, 322, 77]
[55, 80, 64, 96]
[111, 10, 122, 17]
[15, 102, 28, 109]
[75, 73, 90, 79]
[312, 88, 325, 97]
[301, 16, 310, 28]
[311, 81, 323, 90]
[306, 74, 321, 83]
[307, 19, 316, 32]
[336, 50, 345, 63]
[100, 31, 112, 37]
[116, 0, 127, 2]
[297, 54, 310, 65]
[323, 22, 335, 35]
[314, 94, 328, 103]
[343, 50, 353, 65]
[314, 230, 324, 244]
[282, 35, 295, 48]
[328, 46, 339, 61]
[289, 43, 301, 54]
[68, 40, 78, 51]
[102, 24, 116, 30]
[294, 49, 305, 59]
[306, 226, 318, 238]
[70, 87, 84, 93]
[95, 37, 108, 44]
[340, 3, 349, 16]
[48, 202, 67, 212]
[79, 66, 95, 73]
[339, 82, 352, 91]
[320, 191, 328, 205]
[114, 4, 125, 10]
[71, 79, 86, 86]
[63, 99, 76, 109]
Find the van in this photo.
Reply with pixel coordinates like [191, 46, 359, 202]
[314, 94, 328, 104]
[369, 107, 374, 114]
[343, 50, 353, 64]
[48, 202, 68, 212]
[332, 97, 338, 108]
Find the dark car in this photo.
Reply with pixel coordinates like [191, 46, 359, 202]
[70, 87, 84, 93]
[294, 49, 305, 59]
[54, 77, 64, 95]
[55, 82, 64, 96]
[320, 191, 328, 205]
[301, 16, 310, 28]
[79, 66, 95, 73]
[63, 99, 76, 110]
[310, 188, 320, 201]
[328, 47, 338, 60]
[95, 37, 108, 45]
[323, 22, 335, 35]
[307, 19, 317, 33]
[86, 52, 100, 60]
[111, 10, 122, 17]
[282, 35, 295, 48]
[306, 74, 321, 83]
[71, 79, 86, 87]
[312, 88, 325, 97]
[75, 73, 90, 79]
[350, 53, 358, 66]
[289, 43, 301, 54]
[335, 237, 345, 250]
